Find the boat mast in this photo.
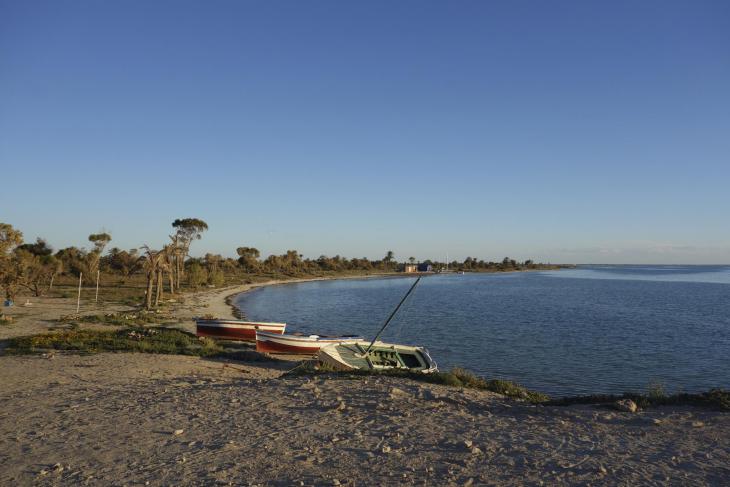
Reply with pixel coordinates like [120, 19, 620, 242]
[363, 276, 421, 355]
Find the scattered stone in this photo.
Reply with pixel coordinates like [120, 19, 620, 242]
[470, 447, 483, 456]
[173, 429, 184, 435]
[53, 463, 64, 473]
[464, 478, 474, 487]
[613, 399, 638, 413]
[598, 465, 607, 475]
[389, 387, 409, 399]
[691, 421, 705, 428]
[333, 401, 347, 412]
[464, 439, 473, 449]
[332, 480, 341, 486]
[382, 445, 391, 453]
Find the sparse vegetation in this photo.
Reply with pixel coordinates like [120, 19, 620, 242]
[2, 327, 285, 364]
[59, 311, 177, 327]
[285, 364, 728, 410]
[547, 389, 730, 411]
[284, 364, 551, 403]
[4, 328, 221, 356]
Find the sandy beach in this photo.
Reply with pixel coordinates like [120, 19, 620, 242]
[1, 281, 728, 486]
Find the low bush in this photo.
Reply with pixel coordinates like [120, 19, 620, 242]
[59, 311, 175, 327]
[5, 327, 221, 356]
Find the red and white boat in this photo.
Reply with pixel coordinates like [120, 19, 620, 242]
[255, 330, 362, 355]
[195, 319, 286, 342]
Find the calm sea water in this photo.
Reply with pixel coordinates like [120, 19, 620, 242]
[235, 266, 730, 397]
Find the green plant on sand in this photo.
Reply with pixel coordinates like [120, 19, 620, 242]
[5, 328, 222, 356]
[59, 311, 176, 327]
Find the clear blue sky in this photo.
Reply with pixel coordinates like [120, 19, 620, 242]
[1, 1, 729, 264]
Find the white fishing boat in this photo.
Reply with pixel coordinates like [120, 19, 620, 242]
[318, 340, 437, 373]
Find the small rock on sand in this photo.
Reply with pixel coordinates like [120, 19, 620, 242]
[173, 429, 184, 435]
[389, 387, 409, 399]
[613, 399, 638, 413]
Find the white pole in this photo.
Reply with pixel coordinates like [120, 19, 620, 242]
[49, 274, 54, 290]
[95, 270, 100, 305]
[76, 272, 82, 313]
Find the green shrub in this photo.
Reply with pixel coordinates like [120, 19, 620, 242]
[5, 328, 212, 356]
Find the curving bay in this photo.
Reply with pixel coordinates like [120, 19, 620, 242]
[236, 265, 730, 397]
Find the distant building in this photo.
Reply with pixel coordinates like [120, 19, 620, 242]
[402, 263, 433, 273]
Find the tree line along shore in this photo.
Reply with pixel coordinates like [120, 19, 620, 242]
[1, 218, 565, 312]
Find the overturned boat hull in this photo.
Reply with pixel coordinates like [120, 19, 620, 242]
[255, 331, 362, 355]
[195, 319, 286, 342]
[318, 340, 437, 373]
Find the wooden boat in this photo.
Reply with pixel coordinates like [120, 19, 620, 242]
[255, 330, 362, 355]
[318, 340, 437, 373]
[195, 319, 286, 341]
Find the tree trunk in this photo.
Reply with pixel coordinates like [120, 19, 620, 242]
[174, 255, 180, 290]
[145, 271, 154, 310]
[178, 245, 188, 287]
[168, 269, 174, 294]
[154, 269, 163, 307]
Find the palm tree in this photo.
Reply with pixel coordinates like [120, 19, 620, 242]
[383, 250, 395, 270]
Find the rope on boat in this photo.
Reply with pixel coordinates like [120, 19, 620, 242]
[363, 276, 422, 356]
